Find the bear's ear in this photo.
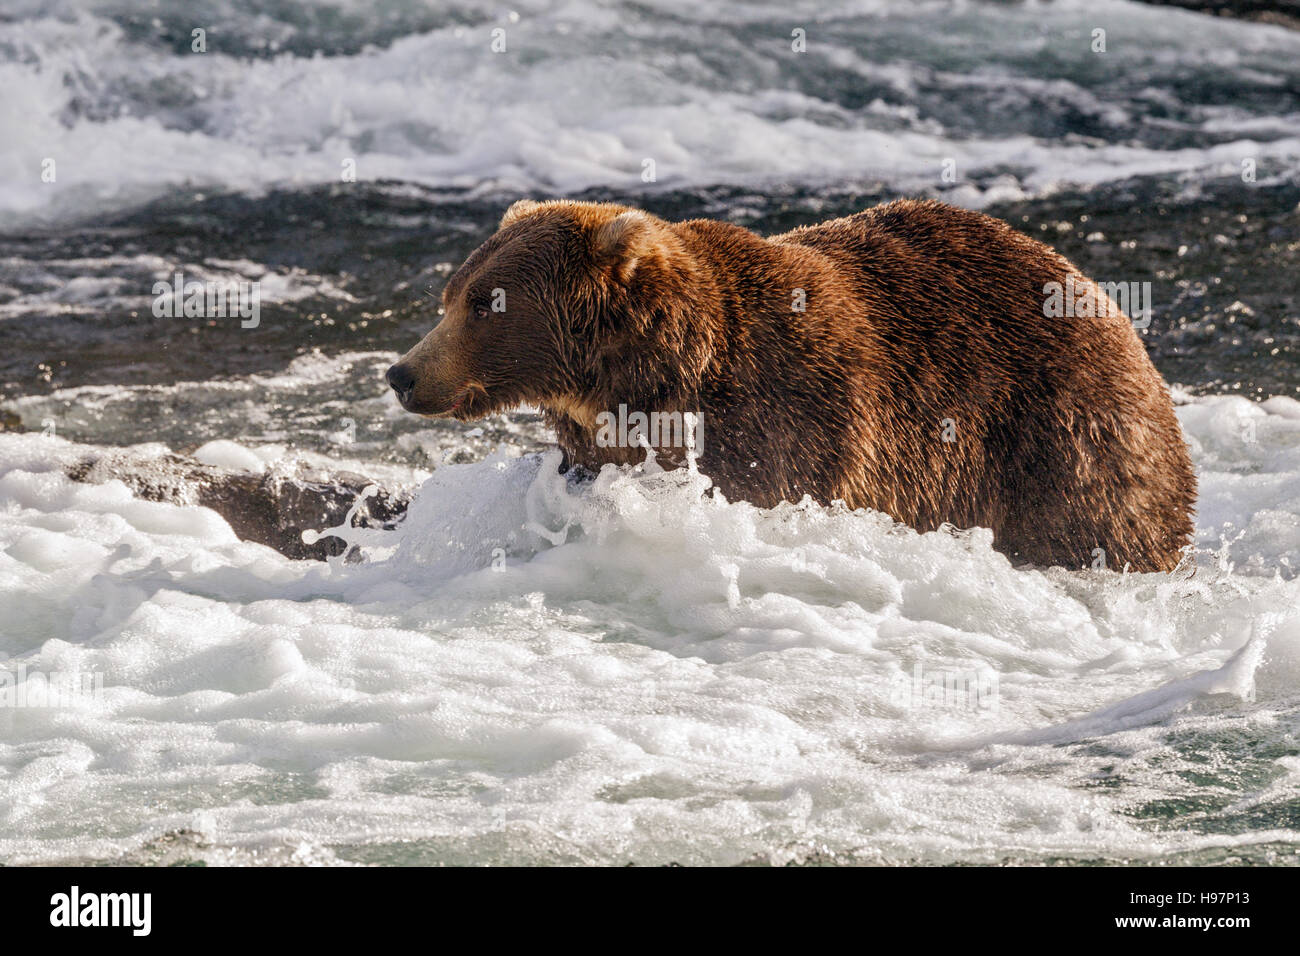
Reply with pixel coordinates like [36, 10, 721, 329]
[500, 199, 542, 229]
[592, 210, 658, 285]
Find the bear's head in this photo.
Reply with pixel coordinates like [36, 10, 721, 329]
[387, 200, 704, 427]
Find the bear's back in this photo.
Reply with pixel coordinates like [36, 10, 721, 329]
[760, 200, 1196, 570]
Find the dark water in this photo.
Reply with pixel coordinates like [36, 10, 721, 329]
[2, 177, 1297, 424]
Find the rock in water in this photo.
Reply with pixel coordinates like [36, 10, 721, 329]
[64, 450, 409, 560]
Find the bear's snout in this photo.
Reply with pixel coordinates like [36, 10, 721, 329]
[386, 363, 416, 405]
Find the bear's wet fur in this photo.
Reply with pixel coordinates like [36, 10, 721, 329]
[389, 198, 1197, 571]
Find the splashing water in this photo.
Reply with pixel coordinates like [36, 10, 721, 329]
[2, 390, 1297, 865]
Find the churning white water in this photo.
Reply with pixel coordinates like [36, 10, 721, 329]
[3, 0, 1300, 224]
[1, 388, 1297, 865]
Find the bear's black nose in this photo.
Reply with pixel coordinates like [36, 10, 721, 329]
[386, 363, 415, 403]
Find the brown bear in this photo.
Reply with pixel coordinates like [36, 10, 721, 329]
[387, 198, 1197, 571]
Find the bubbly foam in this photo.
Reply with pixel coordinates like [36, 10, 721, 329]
[4, 0, 1300, 225]
[1, 391, 1297, 864]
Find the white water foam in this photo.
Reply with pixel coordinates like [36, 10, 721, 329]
[1, 391, 1297, 864]
[3, 0, 1300, 224]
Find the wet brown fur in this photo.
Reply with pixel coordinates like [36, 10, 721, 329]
[392, 198, 1197, 571]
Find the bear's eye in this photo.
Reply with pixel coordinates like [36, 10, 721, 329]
[473, 305, 490, 319]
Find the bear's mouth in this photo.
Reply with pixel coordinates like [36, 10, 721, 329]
[420, 395, 465, 419]
[422, 384, 487, 420]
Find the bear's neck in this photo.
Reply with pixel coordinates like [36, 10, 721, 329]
[543, 221, 877, 475]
